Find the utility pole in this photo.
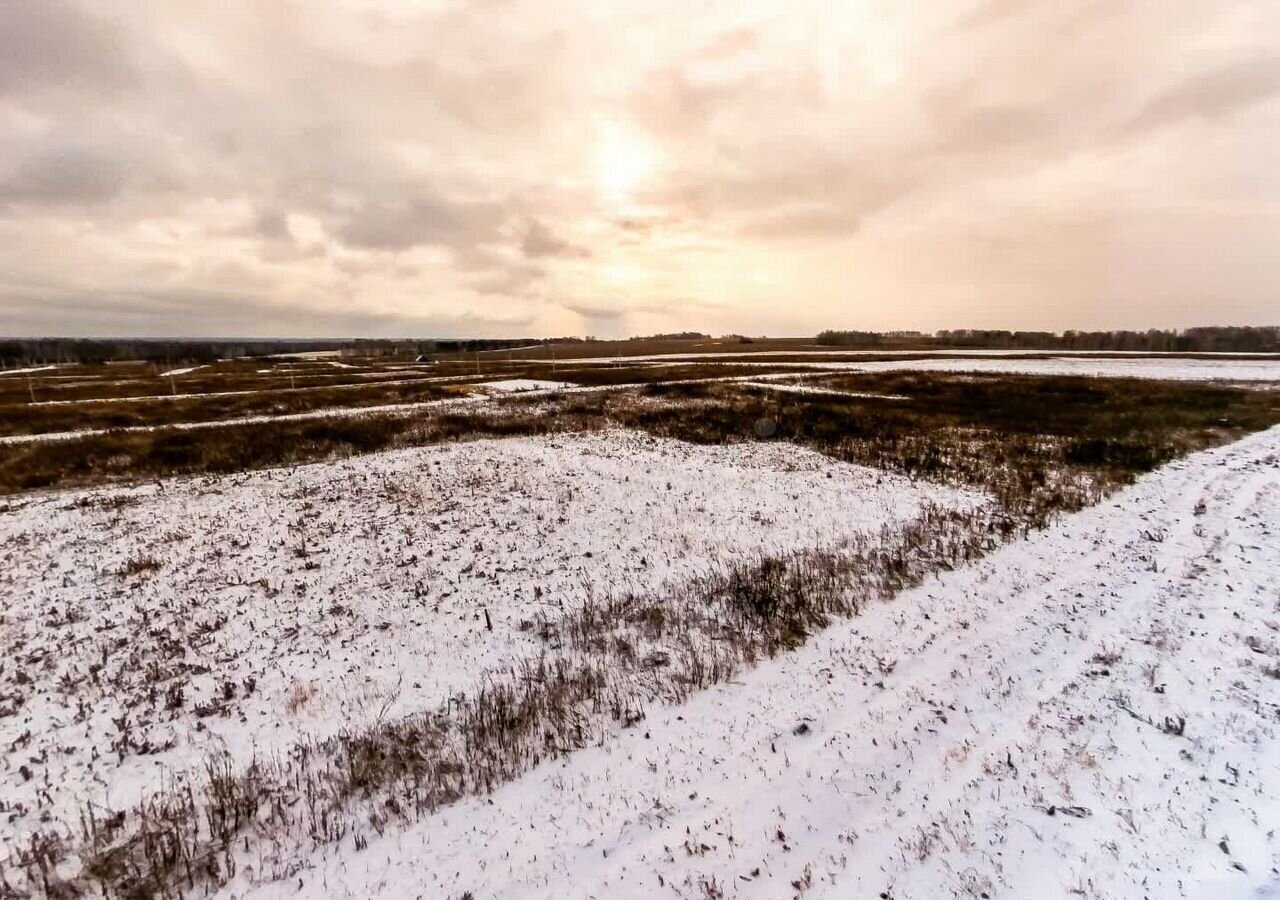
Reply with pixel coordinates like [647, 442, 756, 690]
[27, 375, 35, 404]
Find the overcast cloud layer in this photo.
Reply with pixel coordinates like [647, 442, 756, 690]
[1, 0, 1277, 338]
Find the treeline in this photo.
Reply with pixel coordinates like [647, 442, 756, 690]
[0, 339, 349, 367]
[422, 338, 578, 354]
[0, 337, 603, 366]
[816, 326, 1280, 353]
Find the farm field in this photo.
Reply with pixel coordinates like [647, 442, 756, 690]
[1, 350, 1279, 898]
[5, 0, 1279, 895]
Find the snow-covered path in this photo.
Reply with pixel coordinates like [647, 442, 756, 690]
[221, 427, 1280, 900]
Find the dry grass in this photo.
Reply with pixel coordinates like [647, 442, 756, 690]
[30, 504, 1001, 900]
[0, 379, 466, 438]
[4, 374, 1276, 504]
[3, 374, 1279, 898]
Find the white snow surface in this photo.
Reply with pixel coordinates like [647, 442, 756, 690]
[674, 356, 1280, 382]
[6, 358, 1275, 446]
[208, 427, 1280, 900]
[476, 378, 576, 393]
[738, 381, 909, 400]
[536, 349, 1280, 364]
[0, 365, 60, 376]
[840, 355, 1280, 382]
[0, 430, 976, 840]
[158, 365, 206, 377]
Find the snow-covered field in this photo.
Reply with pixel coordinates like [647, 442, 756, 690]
[0, 430, 977, 843]
[6, 354, 1276, 448]
[212, 425, 1280, 900]
[0, 365, 60, 377]
[474, 378, 576, 393]
[539, 349, 1280, 364]
[739, 381, 910, 400]
[4, 351, 1280, 900]
[535, 354, 1280, 382]
[837, 355, 1280, 382]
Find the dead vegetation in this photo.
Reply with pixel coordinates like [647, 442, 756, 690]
[2, 373, 1278, 898]
[15, 502, 1003, 900]
[3, 373, 1276, 502]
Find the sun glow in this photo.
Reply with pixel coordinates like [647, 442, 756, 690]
[594, 121, 659, 205]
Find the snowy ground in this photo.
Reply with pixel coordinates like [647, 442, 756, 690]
[832, 356, 1280, 382]
[6, 355, 1276, 446]
[534, 354, 1280, 382]
[0, 366, 60, 377]
[738, 381, 910, 400]
[474, 378, 577, 393]
[0, 430, 977, 845]
[536, 349, 1280, 364]
[208, 426, 1280, 900]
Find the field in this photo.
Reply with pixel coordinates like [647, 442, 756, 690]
[2, 348, 1280, 899]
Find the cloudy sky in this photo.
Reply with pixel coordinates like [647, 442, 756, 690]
[1, 0, 1277, 338]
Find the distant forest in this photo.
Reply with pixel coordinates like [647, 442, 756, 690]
[816, 326, 1280, 353]
[0, 337, 576, 367]
[2, 326, 1278, 367]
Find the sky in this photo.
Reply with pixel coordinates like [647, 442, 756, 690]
[1, 0, 1278, 339]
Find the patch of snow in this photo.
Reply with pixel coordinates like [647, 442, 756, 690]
[841, 356, 1280, 382]
[0, 365, 59, 376]
[479, 343, 544, 354]
[271, 350, 344, 359]
[532, 349, 1280, 364]
[0, 429, 980, 839]
[522, 353, 1280, 382]
[215, 426, 1280, 900]
[738, 381, 909, 400]
[476, 378, 575, 393]
[0, 395, 486, 444]
[158, 365, 206, 377]
[28, 375, 466, 407]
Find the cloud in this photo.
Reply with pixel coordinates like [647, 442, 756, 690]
[0, 0, 1276, 337]
[250, 208, 291, 242]
[521, 219, 591, 258]
[1123, 57, 1280, 134]
[740, 204, 860, 240]
[0, 139, 130, 206]
[0, 0, 135, 95]
[955, 0, 1032, 30]
[334, 196, 505, 253]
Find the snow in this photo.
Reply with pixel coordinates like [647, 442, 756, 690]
[158, 365, 206, 377]
[270, 350, 344, 359]
[479, 343, 545, 354]
[476, 378, 576, 393]
[0, 429, 977, 841]
[7, 354, 1274, 446]
[738, 381, 909, 400]
[29, 374, 469, 407]
[536, 349, 1280, 364]
[206, 426, 1280, 900]
[0, 395, 486, 445]
[840, 355, 1280, 382]
[529, 353, 1280, 382]
[0, 365, 59, 376]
